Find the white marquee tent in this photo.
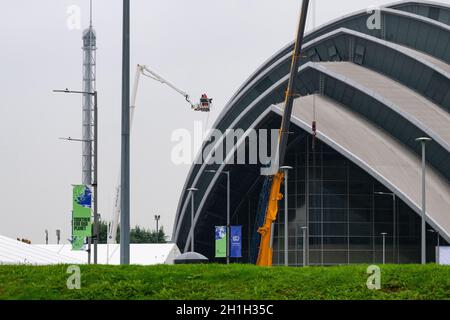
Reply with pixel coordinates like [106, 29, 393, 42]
[0, 235, 181, 265]
[0, 235, 82, 265]
[35, 243, 181, 265]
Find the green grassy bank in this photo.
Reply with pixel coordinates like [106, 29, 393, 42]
[0, 264, 449, 300]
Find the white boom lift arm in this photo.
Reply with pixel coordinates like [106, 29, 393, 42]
[107, 64, 211, 245]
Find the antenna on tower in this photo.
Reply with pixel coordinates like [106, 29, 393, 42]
[89, 0, 93, 27]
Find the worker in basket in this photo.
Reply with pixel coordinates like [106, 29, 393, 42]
[200, 94, 212, 107]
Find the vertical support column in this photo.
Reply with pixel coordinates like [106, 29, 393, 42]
[347, 161, 350, 265]
[349, 36, 355, 62]
[421, 143, 426, 265]
[285, 173, 289, 267]
[372, 183, 375, 264]
[320, 144, 324, 266]
[93, 92, 98, 264]
[120, 0, 131, 265]
[397, 198, 400, 263]
[281, 166, 293, 266]
[416, 137, 431, 265]
[226, 172, 230, 265]
[305, 138, 309, 266]
[437, 232, 440, 264]
[393, 195, 396, 264]
[248, 198, 251, 262]
[87, 237, 91, 265]
[187, 188, 198, 253]
[191, 194, 195, 252]
[302, 227, 308, 267]
[295, 225, 298, 266]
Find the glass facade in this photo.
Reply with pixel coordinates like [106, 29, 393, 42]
[261, 137, 445, 265]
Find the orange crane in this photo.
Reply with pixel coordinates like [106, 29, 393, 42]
[256, 0, 310, 266]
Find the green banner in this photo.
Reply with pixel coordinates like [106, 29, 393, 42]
[215, 226, 227, 258]
[72, 185, 92, 251]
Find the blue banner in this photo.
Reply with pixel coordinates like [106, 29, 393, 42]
[230, 226, 242, 258]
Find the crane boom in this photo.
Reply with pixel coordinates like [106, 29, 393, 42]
[256, 0, 310, 266]
[107, 64, 211, 245]
[277, 1, 310, 168]
[140, 66, 193, 105]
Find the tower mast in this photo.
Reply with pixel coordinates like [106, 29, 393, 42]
[82, 0, 96, 186]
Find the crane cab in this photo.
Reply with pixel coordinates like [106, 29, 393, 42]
[193, 94, 212, 112]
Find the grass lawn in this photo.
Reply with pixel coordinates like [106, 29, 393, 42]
[0, 264, 449, 300]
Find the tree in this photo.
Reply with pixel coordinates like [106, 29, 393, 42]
[97, 220, 109, 244]
[97, 220, 167, 244]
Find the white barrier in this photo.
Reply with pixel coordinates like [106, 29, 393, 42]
[438, 247, 450, 265]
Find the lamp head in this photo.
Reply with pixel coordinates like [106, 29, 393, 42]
[416, 137, 432, 143]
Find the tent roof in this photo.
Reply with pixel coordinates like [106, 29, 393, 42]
[0, 235, 83, 265]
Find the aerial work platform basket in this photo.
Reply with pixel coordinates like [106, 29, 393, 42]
[193, 94, 212, 112]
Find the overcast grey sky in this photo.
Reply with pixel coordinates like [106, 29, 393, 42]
[2, 0, 446, 244]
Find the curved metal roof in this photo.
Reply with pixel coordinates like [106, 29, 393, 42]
[312, 61, 450, 151]
[390, 1, 450, 23]
[173, 1, 450, 248]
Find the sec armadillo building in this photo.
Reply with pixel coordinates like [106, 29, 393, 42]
[173, 1, 450, 265]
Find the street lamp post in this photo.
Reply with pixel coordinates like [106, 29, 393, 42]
[154, 215, 161, 243]
[87, 237, 91, 265]
[54, 89, 99, 264]
[187, 187, 198, 252]
[436, 231, 440, 264]
[416, 137, 432, 265]
[381, 233, 387, 264]
[374, 192, 397, 262]
[280, 166, 293, 267]
[206, 170, 231, 264]
[301, 226, 308, 267]
[121, 0, 131, 266]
